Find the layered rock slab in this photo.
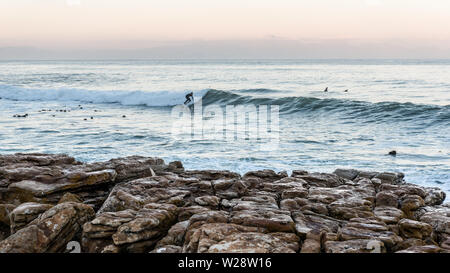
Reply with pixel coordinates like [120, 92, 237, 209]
[0, 202, 94, 253]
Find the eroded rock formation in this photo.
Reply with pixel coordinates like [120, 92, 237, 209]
[0, 154, 448, 253]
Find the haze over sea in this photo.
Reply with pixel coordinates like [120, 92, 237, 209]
[0, 59, 448, 194]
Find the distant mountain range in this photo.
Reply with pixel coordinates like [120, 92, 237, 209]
[1, 39, 450, 60]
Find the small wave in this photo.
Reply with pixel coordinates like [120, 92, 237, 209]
[233, 88, 285, 94]
[0, 84, 208, 107]
[202, 89, 449, 126]
[203, 89, 449, 121]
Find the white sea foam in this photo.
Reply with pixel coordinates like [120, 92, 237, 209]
[0, 85, 208, 107]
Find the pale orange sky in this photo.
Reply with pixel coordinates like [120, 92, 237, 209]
[1, 0, 450, 46]
[1, 0, 450, 59]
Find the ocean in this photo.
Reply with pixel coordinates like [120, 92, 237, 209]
[0, 59, 449, 194]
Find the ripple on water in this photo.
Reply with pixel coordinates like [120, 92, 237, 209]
[39, 130, 60, 133]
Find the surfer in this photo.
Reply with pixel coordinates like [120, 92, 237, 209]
[388, 150, 397, 156]
[324, 87, 328, 92]
[184, 92, 194, 105]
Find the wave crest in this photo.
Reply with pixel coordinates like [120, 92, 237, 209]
[0, 84, 208, 107]
[1, 84, 448, 124]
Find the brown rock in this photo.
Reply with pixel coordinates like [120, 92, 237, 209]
[156, 220, 189, 247]
[194, 196, 220, 208]
[222, 195, 279, 211]
[280, 198, 301, 211]
[151, 245, 182, 253]
[300, 230, 326, 253]
[87, 155, 166, 181]
[338, 226, 402, 248]
[0, 204, 15, 240]
[325, 232, 339, 241]
[178, 206, 211, 222]
[292, 211, 343, 239]
[423, 187, 446, 206]
[183, 222, 298, 253]
[58, 192, 82, 204]
[112, 203, 178, 246]
[375, 192, 399, 208]
[101, 244, 121, 253]
[328, 198, 374, 220]
[379, 184, 426, 199]
[186, 210, 229, 232]
[183, 223, 265, 253]
[5, 169, 116, 203]
[373, 206, 405, 224]
[416, 205, 450, 235]
[0, 154, 169, 209]
[168, 161, 184, 173]
[440, 236, 450, 250]
[356, 171, 379, 180]
[167, 175, 214, 197]
[82, 203, 179, 253]
[1, 153, 448, 254]
[0, 204, 16, 226]
[230, 208, 295, 233]
[301, 239, 321, 253]
[345, 217, 389, 232]
[396, 245, 441, 253]
[398, 219, 433, 239]
[208, 232, 299, 253]
[0, 202, 95, 253]
[325, 239, 386, 253]
[0, 153, 77, 167]
[182, 170, 241, 181]
[9, 202, 53, 234]
[391, 238, 426, 252]
[302, 202, 329, 215]
[82, 209, 137, 240]
[373, 172, 404, 184]
[212, 178, 248, 199]
[243, 169, 288, 184]
[97, 177, 191, 214]
[400, 195, 425, 218]
[333, 169, 360, 181]
[261, 177, 308, 199]
[291, 172, 346, 188]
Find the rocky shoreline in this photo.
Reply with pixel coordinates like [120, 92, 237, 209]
[0, 153, 448, 253]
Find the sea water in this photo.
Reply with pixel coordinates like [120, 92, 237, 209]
[0, 59, 448, 194]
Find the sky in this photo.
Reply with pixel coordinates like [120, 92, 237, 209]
[1, 0, 450, 59]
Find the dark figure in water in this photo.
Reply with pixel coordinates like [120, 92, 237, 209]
[324, 87, 328, 92]
[389, 150, 397, 156]
[344, 89, 348, 92]
[184, 92, 194, 105]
